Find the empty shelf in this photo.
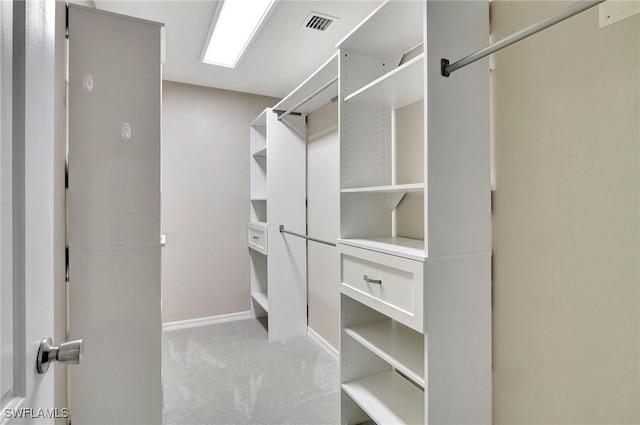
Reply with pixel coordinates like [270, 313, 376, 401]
[250, 197, 267, 202]
[336, 0, 423, 63]
[251, 292, 268, 312]
[345, 319, 425, 387]
[338, 237, 426, 262]
[344, 54, 423, 109]
[341, 183, 424, 194]
[273, 52, 338, 115]
[342, 370, 424, 425]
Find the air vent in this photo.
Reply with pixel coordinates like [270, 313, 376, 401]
[302, 12, 337, 32]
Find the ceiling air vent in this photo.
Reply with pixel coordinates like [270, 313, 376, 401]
[302, 12, 337, 32]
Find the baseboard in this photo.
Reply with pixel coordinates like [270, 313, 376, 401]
[308, 326, 339, 361]
[163, 311, 252, 331]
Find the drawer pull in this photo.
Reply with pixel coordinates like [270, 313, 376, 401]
[363, 274, 382, 285]
[252, 236, 259, 240]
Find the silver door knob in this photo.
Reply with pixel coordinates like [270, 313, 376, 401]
[37, 337, 84, 374]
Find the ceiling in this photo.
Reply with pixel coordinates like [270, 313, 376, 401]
[93, 1, 382, 99]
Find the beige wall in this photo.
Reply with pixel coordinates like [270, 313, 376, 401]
[161, 81, 277, 323]
[307, 102, 340, 349]
[491, 2, 639, 423]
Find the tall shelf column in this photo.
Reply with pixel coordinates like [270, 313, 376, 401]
[337, 1, 491, 423]
[248, 108, 307, 341]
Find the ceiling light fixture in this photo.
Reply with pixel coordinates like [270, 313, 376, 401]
[202, 0, 277, 68]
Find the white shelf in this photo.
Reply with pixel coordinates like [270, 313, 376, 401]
[250, 197, 267, 202]
[273, 52, 338, 115]
[338, 237, 426, 262]
[345, 319, 425, 387]
[341, 183, 424, 194]
[251, 292, 269, 313]
[336, 0, 423, 63]
[344, 54, 424, 109]
[252, 146, 267, 157]
[251, 109, 268, 128]
[342, 370, 424, 425]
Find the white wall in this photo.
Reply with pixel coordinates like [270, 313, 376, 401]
[307, 102, 340, 349]
[491, 2, 639, 423]
[161, 81, 277, 323]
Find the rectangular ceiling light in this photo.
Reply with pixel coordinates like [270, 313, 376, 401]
[203, 0, 276, 68]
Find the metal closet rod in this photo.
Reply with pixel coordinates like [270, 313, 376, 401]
[441, 0, 606, 77]
[279, 225, 336, 247]
[277, 76, 339, 121]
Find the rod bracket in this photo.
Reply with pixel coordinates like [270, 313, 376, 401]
[441, 58, 450, 77]
[279, 225, 284, 232]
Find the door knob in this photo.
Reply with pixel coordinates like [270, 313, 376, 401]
[37, 337, 84, 374]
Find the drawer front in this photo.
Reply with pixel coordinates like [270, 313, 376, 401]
[339, 245, 424, 333]
[248, 222, 267, 254]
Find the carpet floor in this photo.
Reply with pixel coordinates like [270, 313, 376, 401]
[162, 318, 340, 425]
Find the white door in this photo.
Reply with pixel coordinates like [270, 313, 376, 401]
[1, 1, 162, 423]
[0, 0, 68, 423]
[67, 5, 163, 425]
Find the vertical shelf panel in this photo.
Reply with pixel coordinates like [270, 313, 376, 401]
[425, 1, 492, 423]
[265, 109, 307, 342]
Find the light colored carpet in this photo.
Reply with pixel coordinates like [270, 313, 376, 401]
[162, 318, 340, 425]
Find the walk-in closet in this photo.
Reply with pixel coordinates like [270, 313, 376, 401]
[4, 0, 637, 423]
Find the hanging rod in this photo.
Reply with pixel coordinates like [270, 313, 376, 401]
[441, 0, 605, 77]
[279, 225, 336, 247]
[277, 76, 338, 121]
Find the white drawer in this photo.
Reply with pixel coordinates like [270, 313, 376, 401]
[339, 244, 424, 333]
[248, 222, 268, 254]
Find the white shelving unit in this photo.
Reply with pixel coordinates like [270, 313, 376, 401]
[248, 108, 307, 341]
[247, 52, 339, 342]
[338, 1, 491, 424]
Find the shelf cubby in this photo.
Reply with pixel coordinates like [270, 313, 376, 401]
[344, 54, 424, 109]
[345, 319, 425, 387]
[336, 0, 423, 64]
[341, 371, 425, 425]
[251, 291, 269, 313]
